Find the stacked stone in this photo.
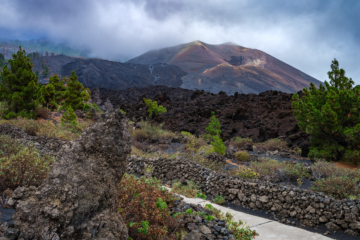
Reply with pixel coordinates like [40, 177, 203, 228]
[127, 155, 360, 236]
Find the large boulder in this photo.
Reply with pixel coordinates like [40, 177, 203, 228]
[5, 110, 131, 240]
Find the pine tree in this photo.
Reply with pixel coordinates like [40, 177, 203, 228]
[292, 59, 360, 163]
[143, 98, 167, 117]
[61, 106, 78, 126]
[62, 71, 90, 110]
[0, 46, 39, 119]
[42, 65, 49, 78]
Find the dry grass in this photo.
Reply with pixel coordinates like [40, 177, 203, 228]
[230, 137, 253, 149]
[0, 117, 95, 141]
[255, 139, 288, 152]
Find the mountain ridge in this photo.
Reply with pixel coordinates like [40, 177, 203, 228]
[127, 41, 322, 94]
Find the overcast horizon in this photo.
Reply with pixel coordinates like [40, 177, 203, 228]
[0, 0, 359, 83]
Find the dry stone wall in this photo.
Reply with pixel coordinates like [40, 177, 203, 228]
[127, 155, 360, 236]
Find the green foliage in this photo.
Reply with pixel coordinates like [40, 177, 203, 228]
[205, 215, 215, 221]
[211, 136, 226, 156]
[0, 53, 4, 68]
[62, 71, 90, 110]
[213, 195, 225, 205]
[206, 112, 221, 137]
[118, 106, 126, 114]
[205, 112, 226, 155]
[195, 192, 207, 200]
[172, 180, 204, 198]
[181, 131, 192, 137]
[41, 65, 49, 77]
[185, 209, 193, 215]
[292, 59, 360, 163]
[61, 106, 78, 126]
[92, 103, 101, 111]
[234, 151, 250, 162]
[156, 198, 168, 211]
[137, 221, 150, 235]
[143, 98, 167, 118]
[0, 135, 55, 190]
[255, 138, 288, 152]
[0, 47, 39, 118]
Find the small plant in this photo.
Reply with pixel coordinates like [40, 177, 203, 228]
[143, 98, 167, 118]
[205, 215, 215, 221]
[297, 178, 304, 188]
[234, 165, 259, 179]
[156, 198, 168, 211]
[281, 161, 310, 180]
[185, 209, 193, 215]
[195, 192, 207, 200]
[234, 151, 250, 162]
[172, 180, 204, 198]
[211, 136, 226, 156]
[145, 165, 155, 174]
[249, 158, 282, 176]
[293, 147, 302, 156]
[118, 106, 126, 115]
[206, 112, 221, 137]
[213, 195, 225, 205]
[61, 106, 78, 126]
[137, 221, 149, 235]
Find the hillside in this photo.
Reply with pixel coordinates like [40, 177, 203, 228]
[30, 55, 187, 89]
[127, 41, 322, 94]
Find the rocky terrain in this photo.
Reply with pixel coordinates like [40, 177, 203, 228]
[95, 86, 310, 156]
[0, 110, 131, 239]
[127, 41, 322, 94]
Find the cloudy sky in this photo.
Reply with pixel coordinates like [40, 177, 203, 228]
[0, 0, 359, 83]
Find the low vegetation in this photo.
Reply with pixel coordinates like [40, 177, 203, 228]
[0, 117, 95, 141]
[234, 151, 250, 162]
[116, 174, 182, 240]
[254, 138, 288, 152]
[171, 180, 205, 198]
[0, 135, 54, 190]
[230, 137, 253, 149]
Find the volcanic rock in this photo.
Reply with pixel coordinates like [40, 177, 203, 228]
[4, 110, 131, 240]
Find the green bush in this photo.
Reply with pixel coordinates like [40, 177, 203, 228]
[249, 158, 282, 176]
[281, 162, 310, 180]
[213, 195, 225, 205]
[206, 112, 221, 137]
[292, 59, 360, 163]
[143, 98, 167, 118]
[234, 151, 250, 162]
[0, 135, 54, 190]
[62, 71, 90, 110]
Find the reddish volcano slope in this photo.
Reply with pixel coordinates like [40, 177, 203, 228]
[127, 41, 322, 94]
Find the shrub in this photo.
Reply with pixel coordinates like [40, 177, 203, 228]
[0, 136, 54, 190]
[185, 135, 207, 153]
[181, 131, 192, 137]
[311, 176, 360, 199]
[213, 195, 225, 205]
[91, 103, 101, 111]
[311, 161, 360, 180]
[137, 120, 177, 142]
[230, 137, 253, 149]
[234, 151, 250, 162]
[172, 180, 204, 198]
[249, 158, 282, 176]
[116, 174, 181, 240]
[62, 71, 90, 110]
[234, 165, 259, 179]
[281, 161, 310, 180]
[255, 139, 288, 152]
[36, 107, 50, 119]
[143, 98, 167, 118]
[292, 59, 360, 163]
[0, 101, 8, 118]
[132, 129, 150, 142]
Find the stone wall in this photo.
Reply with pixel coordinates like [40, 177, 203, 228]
[127, 155, 360, 236]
